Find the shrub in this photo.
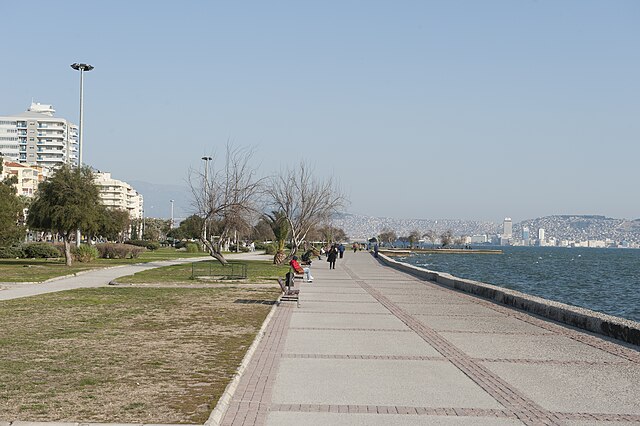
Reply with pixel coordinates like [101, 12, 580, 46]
[145, 241, 160, 251]
[125, 240, 159, 251]
[229, 244, 250, 253]
[185, 243, 200, 253]
[72, 244, 99, 262]
[21, 243, 63, 258]
[174, 241, 187, 249]
[97, 243, 145, 259]
[264, 243, 277, 255]
[0, 246, 23, 259]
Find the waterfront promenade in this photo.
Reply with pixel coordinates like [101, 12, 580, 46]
[218, 251, 640, 426]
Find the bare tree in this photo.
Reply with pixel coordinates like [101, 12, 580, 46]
[423, 229, 438, 248]
[440, 229, 454, 248]
[266, 161, 346, 259]
[378, 229, 397, 247]
[408, 229, 421, 249]
[189, 144, 263, 264]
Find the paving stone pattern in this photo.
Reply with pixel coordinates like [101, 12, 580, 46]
[218, 252, 640, 425]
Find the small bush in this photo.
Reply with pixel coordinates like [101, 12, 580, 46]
[0, 246, 23, 259]
[229, 244, 251, 253]
[264, 244, 277, 255]
[22, 243, 63, 259]
[97, 243, 145, 259]
[145, 241, 160, 251]
[174, 241, 187, 249]
[72, 244, 99, 262]
[185, 243, 200, 253]
[125, 240, 159, 250]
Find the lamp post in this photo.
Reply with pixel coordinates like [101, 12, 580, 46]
[170, 200, 174, 229]
[70, 63, 94, 167]
[70, 63, 93, 247]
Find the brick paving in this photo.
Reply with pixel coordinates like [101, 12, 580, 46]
[217, 252, 640, 425]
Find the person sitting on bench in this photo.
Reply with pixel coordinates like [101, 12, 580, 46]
[290, 256, 313, 283]
[289, 256, 304, 274]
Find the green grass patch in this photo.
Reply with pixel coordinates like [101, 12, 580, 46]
[117, 259, 291, 284]
[0, 247, 210, 283]
[0, 286, 279, 423]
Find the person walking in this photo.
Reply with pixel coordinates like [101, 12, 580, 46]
[338, 243, 345, 259]
[327, 245, 338, 269]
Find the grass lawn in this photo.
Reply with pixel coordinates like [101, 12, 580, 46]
[116, 259, 291, 284]
[0, 248, 210, 283]
[0, 286, 280, 423]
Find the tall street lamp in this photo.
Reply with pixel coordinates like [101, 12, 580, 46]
[170, 199, 175, 229]
[70, 63, 94, 167]
[70, 62, 93, 247]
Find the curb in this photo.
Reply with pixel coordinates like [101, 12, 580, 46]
[204, 298, 281, 426]
[377, 253, 640, 346]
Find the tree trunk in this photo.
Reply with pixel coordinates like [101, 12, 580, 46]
[63, 236, 73, 266]
[273, 250, 286, 265]
[201, 236, 228, 265]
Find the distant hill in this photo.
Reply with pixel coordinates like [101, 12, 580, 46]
[334, 213, 640, 244]
[515, 215, 640, 244]
[332, 212, 498, 241]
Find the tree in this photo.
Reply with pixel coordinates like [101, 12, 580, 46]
[266, 161, 346, 259]
[378, 229, 397, 247]
[408, 229, 421, 249]
[263, 210, 290, 264]
[142, 218, 170, 241]
[440, 229, 454, 248]
[189, 144, 263, 264]
[94, 207, 130, 242]
[27, 165, 102, 265]
[423, 229, 438, 248]
[0, 162, 25, 247]
[250, 217, 276, 242]
[167, 214, 204, 240]
[316, 224, 347, 245]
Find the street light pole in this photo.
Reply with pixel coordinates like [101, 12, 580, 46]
[71, 63, 93, 247]
[70, 63, 94, 167]
[170, 200, 174, 229]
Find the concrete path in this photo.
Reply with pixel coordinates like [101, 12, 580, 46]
[219, 251, 640, 425]
[0, 252, 271, 301]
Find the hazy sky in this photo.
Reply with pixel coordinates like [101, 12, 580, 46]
[2, 0, 639, 222]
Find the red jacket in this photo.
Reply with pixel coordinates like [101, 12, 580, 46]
[289, 259, 304, 274]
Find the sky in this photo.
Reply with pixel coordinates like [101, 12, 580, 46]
[2, 0, 639, 222]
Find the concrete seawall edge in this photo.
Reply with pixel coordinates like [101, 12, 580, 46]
[377, 253, 640, 346]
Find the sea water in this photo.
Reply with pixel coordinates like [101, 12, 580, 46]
[402, 246, 640, 322]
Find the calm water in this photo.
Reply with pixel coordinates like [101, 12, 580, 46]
[401, 246, 640, 322]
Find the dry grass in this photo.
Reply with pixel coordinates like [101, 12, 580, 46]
[0, 286, 279, 423]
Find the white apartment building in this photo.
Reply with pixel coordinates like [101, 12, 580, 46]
[94, 172, 143, 220]
[0, 102, 78, 170]
[1, 160, 46, 197]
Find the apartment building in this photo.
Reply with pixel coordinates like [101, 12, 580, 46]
[0, 102, 78, 170]
[94, 172, 144, 220]
[0, 160, 46, 197]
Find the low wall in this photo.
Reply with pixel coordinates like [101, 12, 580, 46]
[376, 253, 640, 346]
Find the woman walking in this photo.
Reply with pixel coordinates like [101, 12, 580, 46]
[327, 245, 338, 269]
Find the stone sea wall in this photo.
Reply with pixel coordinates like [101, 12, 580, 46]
[377, 253, 640, 346]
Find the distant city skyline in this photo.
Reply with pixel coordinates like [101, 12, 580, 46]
[1, 1, 638, 221]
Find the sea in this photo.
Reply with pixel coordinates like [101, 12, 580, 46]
[399, 246, 640, 323]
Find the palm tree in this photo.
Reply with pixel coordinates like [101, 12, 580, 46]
[264, 210, 290, 264]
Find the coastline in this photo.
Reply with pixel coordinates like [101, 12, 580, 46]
[376, 252, 640, 346]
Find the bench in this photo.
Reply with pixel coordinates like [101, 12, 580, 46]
[277, 277, 300, 307]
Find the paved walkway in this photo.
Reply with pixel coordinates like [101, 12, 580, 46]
[219, 251, 640, 425]
[0, 252, 270, 301]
